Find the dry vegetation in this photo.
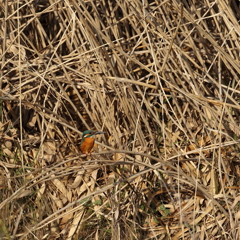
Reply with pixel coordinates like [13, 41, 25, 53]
[0, 0, 240, 239]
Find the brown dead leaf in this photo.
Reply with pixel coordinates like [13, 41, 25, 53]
[52, 178, 68, 197]
[4, 140, 12, 149]
[3, 147, 14, 159]
[60, 210, 74, 231]
[69, 170, 85, 189]
[16, 189, 33, 199]
[50, 193, 63, 209]
[26, 111, 38, 128]
[43, 141, 56, 154]
[68, 211, 85, 238]
[108, 172, 116, 184]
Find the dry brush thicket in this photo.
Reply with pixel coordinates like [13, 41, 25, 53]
[0, 0, 240, 239]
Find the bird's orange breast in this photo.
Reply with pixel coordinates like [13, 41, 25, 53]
[80, 137, 95, 154]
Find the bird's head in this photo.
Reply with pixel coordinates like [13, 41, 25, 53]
[82, 130, 105, 139]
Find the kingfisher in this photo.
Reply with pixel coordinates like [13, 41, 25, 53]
[80, 130, 105, 155]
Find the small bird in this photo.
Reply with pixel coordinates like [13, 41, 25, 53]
[80, 130, 105, 155]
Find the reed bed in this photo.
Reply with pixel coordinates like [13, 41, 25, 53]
[0, 0, 240, 239]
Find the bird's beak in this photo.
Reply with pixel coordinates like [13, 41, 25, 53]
[93, 131, 105, 135]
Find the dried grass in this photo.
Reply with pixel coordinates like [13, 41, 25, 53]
[0, 0, 240, 239]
